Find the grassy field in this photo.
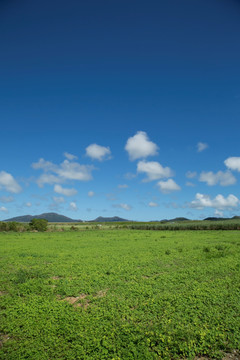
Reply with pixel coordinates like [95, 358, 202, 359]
[0, 230, 240, 359]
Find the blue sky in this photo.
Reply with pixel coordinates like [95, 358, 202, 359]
[0, 0, 240, 221]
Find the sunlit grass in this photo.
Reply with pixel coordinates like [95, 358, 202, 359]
[0, 230, 240, 359]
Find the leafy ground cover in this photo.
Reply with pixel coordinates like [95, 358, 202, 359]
[0, 230, 240, 359]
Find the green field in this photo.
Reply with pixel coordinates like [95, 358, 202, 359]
[1, 230, 240, 359]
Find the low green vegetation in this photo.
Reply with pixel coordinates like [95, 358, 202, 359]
[1, 218, 240, 233]
[0, 230, 240, 359]
[0, 219, 48, 233]
[127, 219, 240, 231]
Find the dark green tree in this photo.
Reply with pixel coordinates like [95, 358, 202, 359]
[29, 218, 48, 232]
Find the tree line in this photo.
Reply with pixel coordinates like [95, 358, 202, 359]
[0, 219, 48, 232]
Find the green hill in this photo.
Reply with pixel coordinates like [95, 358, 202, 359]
[4, 212, 81, 223]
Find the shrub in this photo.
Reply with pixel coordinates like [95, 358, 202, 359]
[8, 222, 18, 231]
[0, 222, 7, 231]
[29, 218, 48, 232]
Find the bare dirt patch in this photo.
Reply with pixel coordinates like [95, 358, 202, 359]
[193, 351, 240, 360]
[57, 289, 108, 310]
[75, 300, 90, 310]
[222, 350, 240, 360]
[95, 289, 108, 298]
[59, 294, 89, 309]
[0, 291, 7, 296]
[63, 295, 87, 305]
[0, 334, 10, 348]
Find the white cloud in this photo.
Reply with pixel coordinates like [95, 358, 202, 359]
[113, 203, 132, 211]
[186, 171, 197, 179]
[125, 131, 158, 161]
[69, 202, 78, 211]
[25, 202, 32, 207]
[32, 158, 56, 172]
[54, 184, 77, 196]
[137, 160, 173, 182]
[32, 158, 95, 186]
[118, 184, 128, 189]
[197, 142, 208, 152]
[157, 179, 181, 194]
[0, 206, 8, 213]
[64, 152, 78, 160]
[36, 174, 62, 188]
[215, 209, 224, 217]
[57, 160, 94, 181]
[88, 191, 95, 197]
[52, 196, 65, 204]
[199, 171, 236, 186]
[0, 171, 22, 193]
[120, 203, 131, 211]
[224, 157, 240, 172]
[189, 193, 239, 210]
[85, 144, 111, 161]
[149, 201, 158, 207]
[186, 181, 196, 187]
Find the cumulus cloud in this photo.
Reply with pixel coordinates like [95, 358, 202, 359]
[54, 184, 77, 196]
[25, 202, 32, 207]
[113, 203, 132, 211]
[199, 171, 236, 186]
[57, 160, 94, 181]
[157, 179, 181, 194]
[0, 171, 22, 193]
[149, 201, 158, 207]
[88, 191, 95, 197]
[186, 171, 197, 179]
[125, 131, 158, 161]
[0, 206, 8, 213]
[224, 157, 240, 172]
[64, 152, 78, 160]
[189, 193, 239, 210]
[32, 158, 95, 187]
[36, 174, 62, 188]
[32, 158, 56, 172]
[197, 142, 208, 152]
[137, 160, 173, 182]
[69, 202, 78, 211]
[85, 144, 111, 161]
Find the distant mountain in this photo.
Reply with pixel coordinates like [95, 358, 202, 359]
[204, 217, 227, 221]
[90, 216, 129, 222]
[150, 217, 190, 223]
[4, 212, 82, 223]
[204, 216, 240, 221]
[167, 217, 189, 223]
